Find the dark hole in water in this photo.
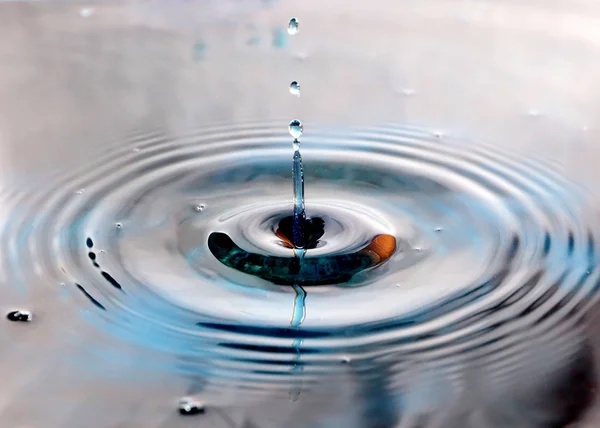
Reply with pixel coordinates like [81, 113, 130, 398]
[276, 215, 325, 250]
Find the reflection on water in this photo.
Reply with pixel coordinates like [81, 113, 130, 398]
[0, 2, 599, 427]
[1, 121, 598, 427]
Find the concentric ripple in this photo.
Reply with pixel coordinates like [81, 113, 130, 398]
[2, 123, 599, 421]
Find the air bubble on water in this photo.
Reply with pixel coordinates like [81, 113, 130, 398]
[79, 8, 94, 18]
[178, 398, 205, 416]
[289, 120, 303, 139]
[287, 18, 299, 35]
[6, 310, 32, 322]
[289, 81, 301, 97]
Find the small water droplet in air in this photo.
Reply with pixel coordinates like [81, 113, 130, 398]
[194, 204, 205, 213]
[178, 398, 205, 416]
[400, 88, 416, 96]
[289, 81, 300, 97]
[341, 357, 352, 364]
[287, 18, 299, 35]
[432, 131, 446, 139]
[435, 227, 443, 233]
[115, 222, 122, 229]
[132, 147, 141, 153]
[292, 140, 300, 152]
[76, 188, 85, 195]
[6, 310, 32, 322]
[289, 120, 303, 139]
[79, 8, 94, 18]
[414, 247, 423, 252]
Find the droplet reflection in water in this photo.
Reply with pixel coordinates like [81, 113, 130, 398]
[287, 17, 299, 35]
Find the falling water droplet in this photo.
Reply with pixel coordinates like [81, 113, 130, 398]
[194, 204, 205, 213]
[435, 227, 443, 233]
[6, 310, 32, 322]
[341, 357, 352, 364]
[115, 222, 122, 229]
[132, 147, 141, 153]
[76, 188, 85, 195]
[292, 140, 300, 152]
[178, 398, 205, 416]
[289, 81, 300, 97]
[289, 120, 303, 139]
[287, 18, 299, 35]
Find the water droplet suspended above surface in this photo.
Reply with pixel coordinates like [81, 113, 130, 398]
[288, 120, 303, 139]
[287, 18, 299, 35]
[289, 81, 300, 97]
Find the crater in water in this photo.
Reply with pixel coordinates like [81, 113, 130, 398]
[4, 123, 599, 427]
